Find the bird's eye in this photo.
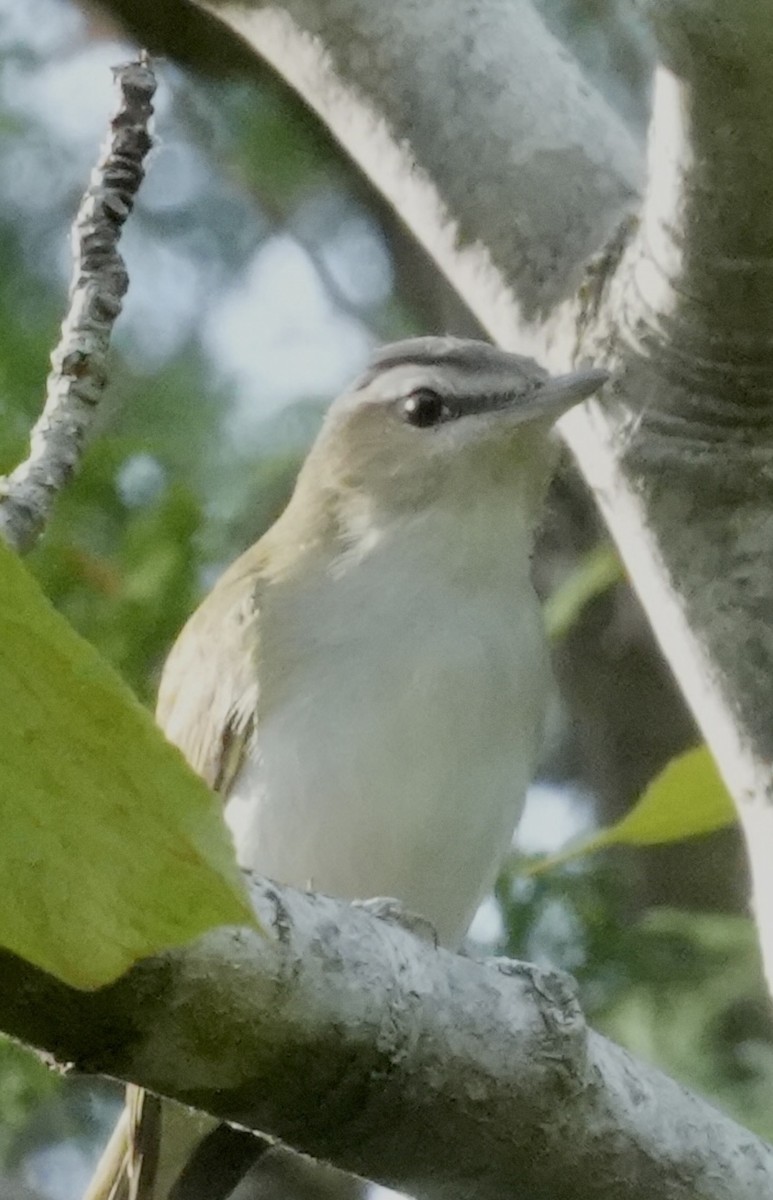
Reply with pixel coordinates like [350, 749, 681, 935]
[401, 389, 452, 428]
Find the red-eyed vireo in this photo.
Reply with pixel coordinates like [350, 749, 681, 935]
[86, 337, 607, 1200]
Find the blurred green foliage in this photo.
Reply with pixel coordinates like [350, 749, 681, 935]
[601, 910, 773, 1139]
[544, 542, 623, 642]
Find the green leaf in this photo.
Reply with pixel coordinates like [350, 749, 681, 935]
[543, 542, 623, 641]
[526, 746, 737, 874]
[0, 537, 256, 990]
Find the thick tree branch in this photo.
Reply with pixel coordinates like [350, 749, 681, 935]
[199, 0, 640, 352]
[2, 877, 771, 1200]
[0, 56, 155, 553]
[567, 0, 773, 979]
[194, 0, 773, 988]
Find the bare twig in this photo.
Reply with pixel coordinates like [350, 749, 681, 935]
[0, 55, 157, 554]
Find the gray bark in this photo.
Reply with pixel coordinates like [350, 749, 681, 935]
[196, 0, 773, 989]
[2, 877, 771, 1200]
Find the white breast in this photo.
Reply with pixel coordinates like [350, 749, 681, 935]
[226, 504, 549, 948]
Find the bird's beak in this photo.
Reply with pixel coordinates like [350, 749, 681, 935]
[512, 366, 609, 424]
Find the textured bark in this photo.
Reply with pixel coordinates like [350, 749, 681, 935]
[194, 0, 773, 989]
[2, 877, 771, 1200]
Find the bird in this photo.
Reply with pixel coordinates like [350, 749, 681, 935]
[85, 336, 608, 1200]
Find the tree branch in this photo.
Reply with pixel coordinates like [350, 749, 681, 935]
[0, 55, 156, 553]
[198, 0, 641, 351]
[567, 0, 773, 982]
[194, 0, 773, 989]
[1, 876, 770, 1200]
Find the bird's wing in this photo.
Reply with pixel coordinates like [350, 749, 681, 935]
[84, 553, 267, 1200]
[156, 552, 262, 797]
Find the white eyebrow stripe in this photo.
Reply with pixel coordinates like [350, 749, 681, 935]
[366, 363, 546, 408]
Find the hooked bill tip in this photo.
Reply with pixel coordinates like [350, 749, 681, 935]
[548, 366, 610, 398]
[516, 365, 609, 423]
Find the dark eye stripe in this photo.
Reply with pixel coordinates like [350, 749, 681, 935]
[396, 384, 543, 427]
[456, 388, 539, 416]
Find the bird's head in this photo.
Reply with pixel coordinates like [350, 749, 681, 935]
[298, 337, 607, 531]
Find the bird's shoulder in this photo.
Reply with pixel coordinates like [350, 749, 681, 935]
[155, 546, 266, 796]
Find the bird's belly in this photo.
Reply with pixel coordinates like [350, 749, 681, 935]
[226, 600, 547, 948]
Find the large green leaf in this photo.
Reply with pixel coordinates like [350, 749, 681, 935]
[527, 746, 737, 874]
[0, 537, 256, 989]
